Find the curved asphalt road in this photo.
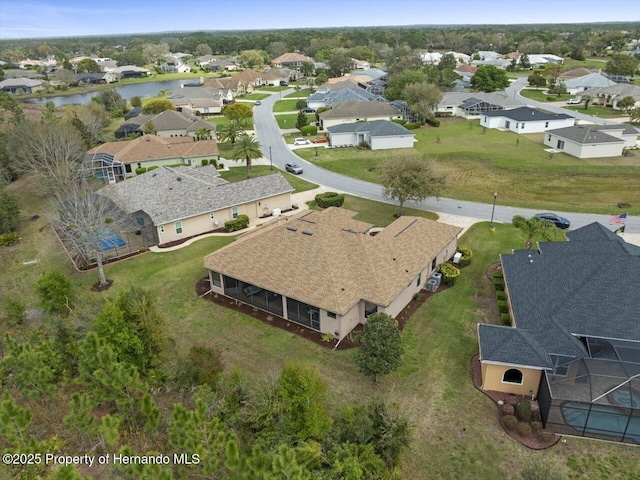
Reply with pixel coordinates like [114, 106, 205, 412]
[253, 84, 638, 234]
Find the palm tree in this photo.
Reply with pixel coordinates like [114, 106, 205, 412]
[582, 94, 593, 110]
[230, 134, 263, 179]
[194, 127, 211, 141]
[217, 120, 245, 144]
[512, 215, 554, 250]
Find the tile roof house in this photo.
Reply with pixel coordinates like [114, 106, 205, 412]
[477, 223, 640, 444]
[437, 91, 520, 118]
[271, 52, 314, 69]
[327, 120, 415, 150]
[561, 73, 616, 94]
[544, 124, 638, 158]
[88, 135, 219, 175]
[114, 110, 215, 140]
[319, 99, 402, 129]
[578, 83, 640, 110]
[99, 165, 293, 246]
[204, 207, 461, 339]
[0, 77, 44, 94]
[480, 106, 575, 134]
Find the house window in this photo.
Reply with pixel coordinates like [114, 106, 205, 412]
[125, 164, 132, 173]
[520, 123, 525, 129]
[211, 271, 221, 287]
[327, 311, 337, 319]
[432, 258, 437, 270]
[502, 369, 524, 385]
[175, 221, 183, 235]
[417, 273, 422, 286]
[159, 225, 165, 233]
[505, 120, 510, 129]
[232, 206, 238, 219]
[548, 135, 552, 142]
[545, 122, 549, 128]
[557, 140, 565, 149]
[552, 356, 571, 376]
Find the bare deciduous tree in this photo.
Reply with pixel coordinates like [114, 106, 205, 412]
[54, 182, 135, 286]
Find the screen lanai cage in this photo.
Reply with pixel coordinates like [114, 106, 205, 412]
[538, 337, 640, 445]
[85, 152, 126, 183]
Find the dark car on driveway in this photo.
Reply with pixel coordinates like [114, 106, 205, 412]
[285, 163, 303, 174]
[535, 213, 570, 229]
[301, 107, 316, 113]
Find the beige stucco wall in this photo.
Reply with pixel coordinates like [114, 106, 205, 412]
[127, 154, 220, 176]
[482, 362, 543, 396]
[544, 133, 624, 159]
[318, 302, 362, 339]
[370, 135, 416, 150]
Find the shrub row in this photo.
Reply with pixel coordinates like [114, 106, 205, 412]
[300, 125, 318, 136]
[516, 400, 533, 422]
[202, 159, 219, 168]
[439, 263, 460, 285]
[497, 300, 509, 314]
[458, 246, 473, 266]
[424, 117, 440, 127]
[315, 192, 345, 208]
[224, 214, 250, 232]
[404, 122, 422, 129]
[501, 313, 511, 326]
[496, 290, 506, 301]
[0, 232, 20, 247]
[392, 118, 407, 125]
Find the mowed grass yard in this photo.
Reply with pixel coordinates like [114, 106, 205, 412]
[273, 99, 302, 112]
[296, 118, 640, 214]
[2, 178, 639, 479]
[275, 113, 316, 129]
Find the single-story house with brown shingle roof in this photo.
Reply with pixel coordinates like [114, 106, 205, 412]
[544, 124, 638, 158]
[88, 134, 219, 175]
[319, 99, 403, 129]
[0, 77, 44, 94]
[204, 207, 461, 339]
[204, 70, 280, 96]
[114, 110, 215, 140]
[271, 52, 314, 69]
[99, 165, 293, 246]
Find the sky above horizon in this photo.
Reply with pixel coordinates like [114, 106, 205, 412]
[1, 0, 639, 40]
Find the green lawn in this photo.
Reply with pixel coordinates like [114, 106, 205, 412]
[4, 176, 640, 479]
[518, 89, 574, 102]
[308, 194, 438, 224]
[207, 116, 254, 130]
[238, 93, 270, 101]
[276, 113, 315, 129]
[564, 104, 628, 118]
[284, 89, 312, 98]
[220, 165, 318, 193]
[258, 85, 290, 92]
[563, 58, 609, 70]
[273, 99, 302, 112]
[295, 119, 640, 214]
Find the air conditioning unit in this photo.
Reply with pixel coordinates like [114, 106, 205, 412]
[425, 279, 438, 292]
[430, 272, 442, 286]
[453, 252, 463, 264]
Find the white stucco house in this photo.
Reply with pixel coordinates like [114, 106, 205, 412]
[327, 120, 416, 150]
[544, 124, 638, 159]
[480, 107, 575, 134]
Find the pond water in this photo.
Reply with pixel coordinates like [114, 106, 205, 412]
[23, 79, 199, 106]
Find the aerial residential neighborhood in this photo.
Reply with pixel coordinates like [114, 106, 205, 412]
[0, 2, 639, 479]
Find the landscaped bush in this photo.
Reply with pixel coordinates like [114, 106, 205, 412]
[392, 118, 407, 125]
[201, 159, 209, 166]
[532, 409, 542, 422]
[4, 297, 25, 325]
[531, 421, 543, 432]
[210, 159, 218, 168]
[135, 167, 147, 175]
[493, 270, 503, 280]
[424, 117, 440, 127]
[546, 96, 556, 101]
[502, 414, 518, 431]
[500, 403, 515, 416]
[516, 400, 533, 422]
[494, 278, 504, 291]
[496, 290, 506, 301]
[501, 313, 511, 326]
[37, 270, 73, 315]
[147, 166, 159, 171]
[224, 214, 250, 232]
[517, 422, 532, 437]
[357, 140, 371, 149]
[218, 163, 225, 169]
[537, 429, 556, 443]
[315, 192, 345, 208]
[439, 263, 460, 285]
[458, 246, 473, 266]
[497, 300, 509, 314]
[0, 232, 20, 247]
[300, 125, 318, 136]
[404, 122, 422, 129]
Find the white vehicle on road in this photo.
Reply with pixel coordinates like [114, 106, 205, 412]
[293, 138, 311, 146]
[566, 98, 581, 104]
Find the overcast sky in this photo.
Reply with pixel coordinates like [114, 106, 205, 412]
[1, 0, 639, 40]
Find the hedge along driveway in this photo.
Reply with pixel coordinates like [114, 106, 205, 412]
[295, 118, 640, 215]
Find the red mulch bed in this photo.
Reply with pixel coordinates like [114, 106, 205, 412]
[471, 354, 560, 450]
[195, 278, 451, 350]
[158, 228, 226, 249]
[486, 261, 502, 281]
[91, 280, 114, 292]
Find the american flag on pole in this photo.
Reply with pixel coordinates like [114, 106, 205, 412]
[609, 213, 627, 225]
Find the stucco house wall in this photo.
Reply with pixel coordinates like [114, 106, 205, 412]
[481, 115, 574, 134]
[481, 362, 543, 396]
[544, 134, 624, 159]
[369, 134, 415, 150]
[127, 154, 218, 175]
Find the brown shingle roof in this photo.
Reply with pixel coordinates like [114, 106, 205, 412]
[88, 135, 218, 163]
[204, 208, 461, 314]
[272, 52, 314, 64]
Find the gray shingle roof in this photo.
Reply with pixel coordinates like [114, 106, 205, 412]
[320, 100, 399, 120]
[308, 88, 379, 106]
[99, 166, 293, 225]
[546, 125, 626, 144]
[478, 324, 552, 368]
[480, 222, 640, 368]
[327, 120, 413, 137]
[562, 73, 616, 89]
[580, 83, 640, 99]
[439, 91, 521, 108]
[482, 106, 572, 121]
